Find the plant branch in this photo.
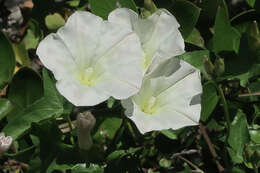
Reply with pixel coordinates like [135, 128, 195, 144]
[171, 149, 200, 158]
[217, 84, 231, 129]
[177, 155, 204, 173]
[199, 123, 225, 173]
[4, 145, 36, 157]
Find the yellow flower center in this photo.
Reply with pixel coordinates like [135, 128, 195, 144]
[141, 96, 157, 114]
[142, 53, 153, 70]
[77, 67, 96, 86]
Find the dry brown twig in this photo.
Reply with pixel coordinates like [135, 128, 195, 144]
[238, 92, 260, 97]
[199, 123, 225, 173]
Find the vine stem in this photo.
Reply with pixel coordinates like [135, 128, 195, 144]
[66, 114, 75, 145]
[254, 165, 259, 173]
[178, 155, 204, 173]
[199, 123, 225, 172]
[216, 84, 231, 130]
[4, 145, 36, 157]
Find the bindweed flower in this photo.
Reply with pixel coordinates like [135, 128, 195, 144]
[77, 111, 96, 150]
[37, 11, 143, 106]
[122, 58, 202, 134]
[108, 8, 185, 74]
[0, 133, 12, 156]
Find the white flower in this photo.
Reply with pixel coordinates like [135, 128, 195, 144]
[122, 58, 202, 134]
[77, 111, 96, 150]
[37, 11, 143, 106]
[108, 8, 185, 74]
[0, 133, 12, 156]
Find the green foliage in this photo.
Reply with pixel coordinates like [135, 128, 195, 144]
[0, 99, 13, 121]
[0, 31, 15, 90]
[45, 13, 65, 31]
[89, 0, 117, 19]
[3, 69, 65, 140]
[212, 1, 241, 54]
[228, 110, 250, 163]
[201, 82, 219, 122]
[170, 0, 201, 39]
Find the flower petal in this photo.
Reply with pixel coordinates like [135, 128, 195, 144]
[130, 101, 198, 134]
[38, 11, 144, 106]
[155, 70, 202, 123]
[56, 11, 103, 67]
[128, 58, 202, 133]
[56, 78, 109, 106]
[109, 8, 184, 73]
[147, 30, 185, 73]
[36, 33, 77, 81]
[108, 8, 138, 31]
[93, 30, 143, 99]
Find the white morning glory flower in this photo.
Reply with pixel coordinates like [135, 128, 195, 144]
[0, 132, 12, 156]
[37, 11, 143, 106]
[122, 58, 202, 134]
[108, 8, 185, 74]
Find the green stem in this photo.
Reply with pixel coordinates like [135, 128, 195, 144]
[66, 114, 75, 145]
[217, 84, 231, 129]
[58, 142, 74, 150]
[254, 165, 259, 173]
[127, 121, 138, 142]
[4, 145, 36, 157]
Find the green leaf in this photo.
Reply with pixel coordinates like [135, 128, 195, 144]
[93, 116, 122, 143]
[170, 0, 201, 39]
[31, 120, 63, 172]
[224, 36, 260, 86]
[46, 158, 73, 173]
[246, 0, 255, 7]
[160, 129, 178, 140]
[106, 150, 126, 161]
[185, 28, 205, 48]
[23, 19, 43, 50]
[0, 31, 15, 90]
[227, 147, 244, 164]
[89, 0, 117, 19]
[228, 110, 250, 163]
[119, 0, 137, 12]
[177, 50, 209, 72]
[200, 82, 219, 122]
[12, 42, 30, 67]
[3, 69, 64, 140]
[0, 98, 13, 121]
[213, 1, 241, 53]
[8, 68, 43, 110]
[249, 125, 260, 143]
[45, 13, 65, 31]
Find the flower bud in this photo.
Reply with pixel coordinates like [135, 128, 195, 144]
[0, 133, 13, 156]
[247, 21, 260, 52]
[141, 8, 152, 18]
[77, 111, 96, 150]
[203, 55, 214, 78]
[144, 0, 157, 13]
[214, 57, 225, 77]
